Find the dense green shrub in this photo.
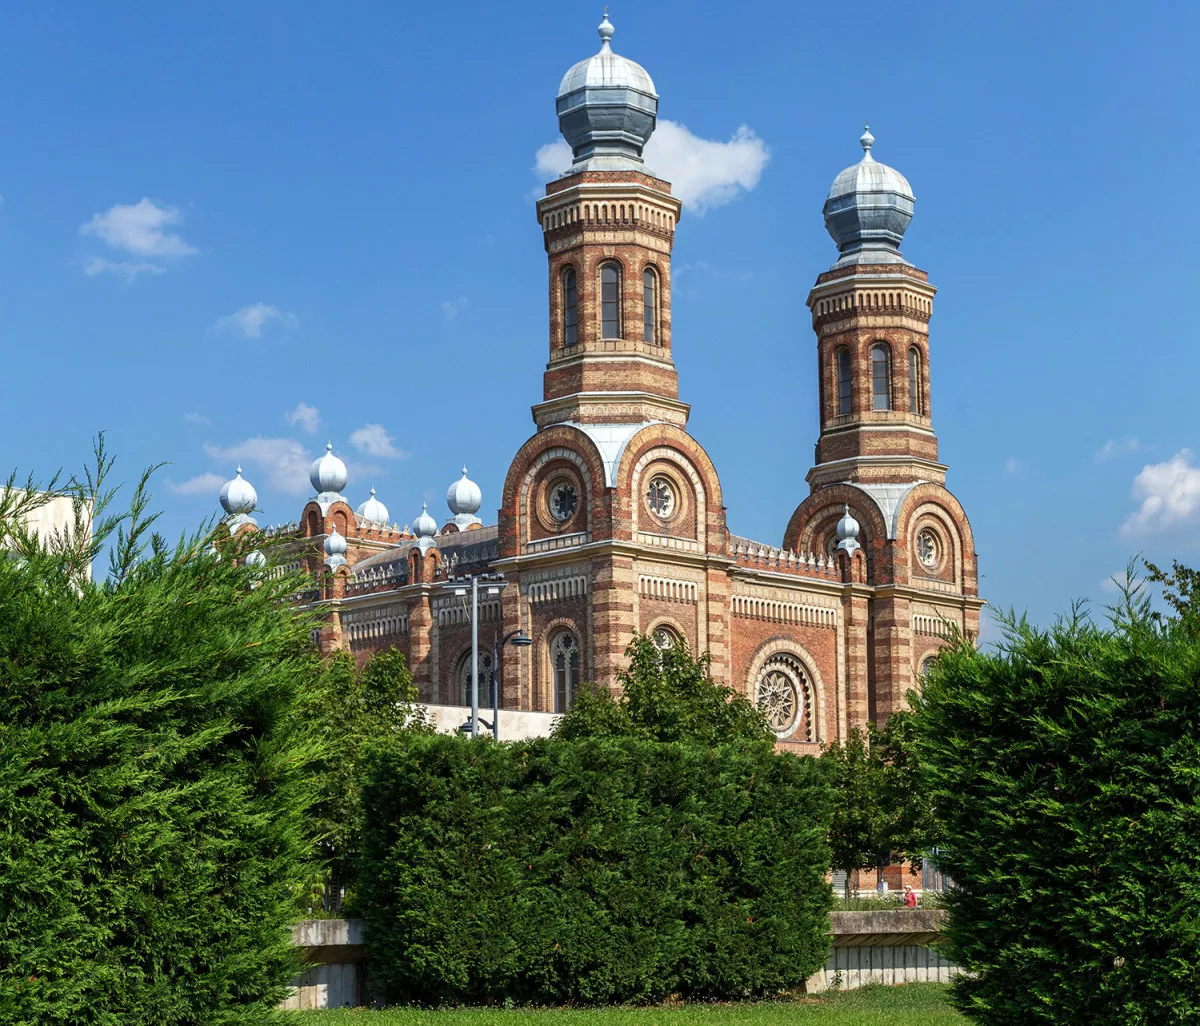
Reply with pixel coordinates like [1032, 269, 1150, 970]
[0, 451, 324, 1025]
[360, 733, 832, 1005]
[912, 600, 1200, 1024]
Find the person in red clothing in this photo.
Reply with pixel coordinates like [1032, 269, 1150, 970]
[903, 885, 918, 908]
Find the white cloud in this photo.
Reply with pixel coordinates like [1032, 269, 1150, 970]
[1004, 458, 1020, 474]
[203, 437, 313, 496]
[1095, 436, 1145, 461]
[83, 257, 166, 282]
[167, 472, 225, 497]
[285, 401, 321, 433]
[349, 423, 403, 459]
[213, 302, 297, 340]
[533, 120, 770, 213]
[80, 197, 197, 272]
[1121, 449, 1200, 537]
[442, 296, 468, 321]
[183, 411, 211, 425]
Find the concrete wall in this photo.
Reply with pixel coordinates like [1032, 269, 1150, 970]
[284, 911, 957, 1008]
[422, 703, 559, 740]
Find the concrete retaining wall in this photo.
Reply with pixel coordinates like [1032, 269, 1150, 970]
[283, 910, 957, 1008]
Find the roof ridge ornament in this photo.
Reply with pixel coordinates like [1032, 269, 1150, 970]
[860, 121, 875, 162]
[598, 9, 614, 50]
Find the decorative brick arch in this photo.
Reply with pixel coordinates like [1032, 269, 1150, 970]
[744, 636, 827, 743]
[499, 425, 609, 558]
[894, 484, 978, 595]
[537, 615, 586, 712]
[783, 484, 888, 559]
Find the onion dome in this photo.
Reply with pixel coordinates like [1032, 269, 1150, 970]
[835, 504, 862, 557]
[413, 502, 438, 555]
[309, 442, 348, 498]
[324, 524, 348, 569]
[357, 486, 390, 526]
[219, 466, 257, 516]
[823, 124, 915, 268]
[244, 548, 266, 569]
[556, 12, 658, 174]
[446, 465, 483, 530]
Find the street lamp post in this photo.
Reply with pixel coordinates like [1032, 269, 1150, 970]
[490, 628, 533, 740]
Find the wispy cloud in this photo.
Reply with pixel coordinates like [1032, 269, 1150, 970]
[183, 411, 211, 425]
[212, 302, 297, 340]
[1004, 458, 1020, 474]
[350, 423, 404, 459]
[441, 296, 468, 321]
[1095, 436, 1146, 462]
[1121, 449, 1200, 537]
[285, 401, 321, 433]
[534, 119, 770, 213]
[203, 437, 312, 496]
[80, 198, 196, 278]
[167, 472, 225, 497]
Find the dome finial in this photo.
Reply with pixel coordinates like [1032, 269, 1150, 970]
[598, 8, 614, 48]
[860, 121, 875, 161]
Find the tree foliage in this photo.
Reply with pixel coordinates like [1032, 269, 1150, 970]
[820, 713, 937, 891]
[553, 634, 774, 747]
[911, 595, 1200, 1024]
[0, 440, 324, 1025]
[359, 733, 832, 1006]
[302, 646, 426, 911]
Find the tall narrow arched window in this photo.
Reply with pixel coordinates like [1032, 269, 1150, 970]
[836, 347, 852, 415]
[600, 263, 621, 339]
[562, 267, 578, 346]
[642, 268, 658, 343]
[871, 343, 892, 411]
[551, 631, 580, 712]
[909, 346, 922, 414]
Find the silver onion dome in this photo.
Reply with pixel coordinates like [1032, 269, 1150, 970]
[219, 466, 257, 516]
[446, 465, 483, 530]
[556, 12, 658, 174]
[244, 548, 266, 569]
[357, 486, 390, 526]
[309, 442, 348, 497]
[413, 502, 438, 555]
[835, 504, 862, 557]
[324, 524, 348, 568]
[824, 124, 915, 268]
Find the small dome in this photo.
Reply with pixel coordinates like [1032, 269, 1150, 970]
[324, 525, 347, 557]
[446, 466, 482, 516]
[835, 504, 862, 557]
[413, 502, 438, 539]
[244, 549, 266, 569]
[219, 466, 257, 516]
[556, 13, 659, 174]
[357, 486, 390, 525]
[824, 124, 915, 268]
[310, 442, 348, 496]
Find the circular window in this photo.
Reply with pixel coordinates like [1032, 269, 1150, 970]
[916, 529, 940, 570]
[754, 655, 812, 739]
[549, 480, 578, 523]
[646, 476, 676, 519]
[652, 624, 681, 651]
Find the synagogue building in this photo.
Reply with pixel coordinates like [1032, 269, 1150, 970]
[215, 14, 982, 748]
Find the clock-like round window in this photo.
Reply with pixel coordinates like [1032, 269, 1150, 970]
[916, 529, 940, 570]
[652, 624, 681, 651]
[549, 480, 578, 523]
[646, 476, 676, 519]
[754, 654, 813, 740]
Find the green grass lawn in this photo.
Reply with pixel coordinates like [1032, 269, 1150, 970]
[281, 983, 963, 1025]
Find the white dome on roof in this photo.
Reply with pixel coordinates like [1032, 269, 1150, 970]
[835, 504, 862, 558]
[446, 466, 482, 516]
[324, 524, 348, 568]
[219, 467, 257, 516]
[558, 16, 656, 96]
[824, 125, 915, 268]
[357, 487, 390, 526]
[414, 502, 437, 539]
[310, 442, 347, 496]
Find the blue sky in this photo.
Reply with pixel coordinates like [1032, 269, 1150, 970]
[1, 1, 1197, 636]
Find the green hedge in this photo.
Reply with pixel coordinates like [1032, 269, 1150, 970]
[359, 734, 832, 1005]
[913, 612, 1200, 1024]
[0, 514, 321, 1024]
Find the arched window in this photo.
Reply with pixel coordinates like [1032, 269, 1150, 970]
[600, 263, 621, 339]
[550, 631, 580, 712]
[836, 347, 852, 415]
[457, 649, 495, 707]
[909, 346, 922, 414]
[562, 267, 578, 346]
[651, 624, 681, 651]
[642, 268, 658, 344]
[871, 344, 891, 411]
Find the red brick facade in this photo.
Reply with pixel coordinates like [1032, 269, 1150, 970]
[258, 154, 981, 748]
